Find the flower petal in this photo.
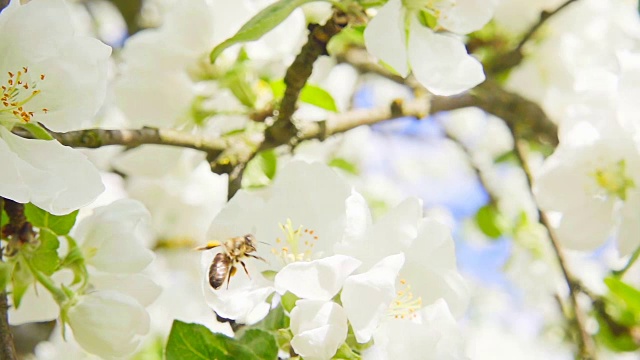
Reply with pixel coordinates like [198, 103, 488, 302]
[275, 254, 361, 300]
[341, 253, 405, 343]
[0, 128, 104, 215]
[408, 22, 485, 96]
[290, 300, 348, 360]
[364, 0, 409, 77]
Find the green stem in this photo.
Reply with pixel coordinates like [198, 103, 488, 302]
[613, 246, 640, 278]
[22, 255, 67, 305]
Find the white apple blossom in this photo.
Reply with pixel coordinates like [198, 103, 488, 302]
[364, 299, 467, 360]
[289, 299, 348, 360]
[364, 0, 493, 96]
[65, 290, 150, 358]
[0, 0, 110, 214]
[200, 161, 356, 323]
[534, 123, 640, 254]
[73, 199, 155, 273]
[0, 0, 111, 131]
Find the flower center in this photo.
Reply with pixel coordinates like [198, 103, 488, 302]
[270, 218, 319, 264]
[388, 279, 422, 320]
[1, 68, 49, 125]
[592, 159, 635, 201]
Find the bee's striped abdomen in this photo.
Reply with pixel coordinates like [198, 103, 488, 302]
[210, 253, 231, 289]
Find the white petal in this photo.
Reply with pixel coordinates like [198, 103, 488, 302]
[408, 22, 485, 96]
[0, 128, 104, 215]
[404, 218, 469, 317]
[91, 273, 161, 307]
[67, 291, 150, 358]
[555, 198, 616, 251]
[437, 0, 496, 34]
[341, 253, 405, 343]
[0, 0, 111, 131]
[364, 0, 409, 76]
[275, 254, 361, 300]
[371, 300, 466, 360]
[290, 300, 348, 360]
[74, 199, 154, 273]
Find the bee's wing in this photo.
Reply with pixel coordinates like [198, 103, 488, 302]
[209, 253, 231, 290]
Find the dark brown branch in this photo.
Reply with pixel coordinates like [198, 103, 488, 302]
[0, 198, 18, 360]
[265, 10, 349, 145]
[511, 140, 597, 360]
[487, 0, 579, 74]
[338, 48, 558, 146]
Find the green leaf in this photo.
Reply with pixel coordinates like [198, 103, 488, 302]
[31, 229, 60, 276]
[166, 321, 232, 360]
[15, 123, 54, 140]
[1, 209, 8, 230]
[242, 149, 278, 189]
[475, 204, 508, 239]
[329, 158, 359, 175]
[605, 277, 640, 314]
[11, 258, 33, 308]
[270, 80, 338, 112]
[327, 25, 365, 55]
[24, 203, 78, 235]
[237, 329, 278, 360]
[252, 303, 288, 331]
[0, 262, 10, 291]
[281, 291, 298, 313]
[210, 0, 319, 63]
[166, 321, 277, 360]
[332, 342, 362, 360]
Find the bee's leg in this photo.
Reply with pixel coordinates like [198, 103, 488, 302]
[194, 240, 222, 251]
[240, 260, 252, 280]
[248, 254, 268, 263]
[226, 266, 237, 290]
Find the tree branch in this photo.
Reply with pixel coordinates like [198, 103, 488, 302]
[486, 0, 579, 74]
[511, 140, 597, 360]
[13, 127, 229, 160]
[0, 198, 20, 360]
[265, 10, 349, 145]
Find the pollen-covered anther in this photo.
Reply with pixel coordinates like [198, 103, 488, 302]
[388, 279, 422, 320]
[0, 67, 47, 123]
[271, 218, 320, 264]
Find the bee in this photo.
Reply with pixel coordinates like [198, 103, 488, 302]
[196, 234, 267, 290]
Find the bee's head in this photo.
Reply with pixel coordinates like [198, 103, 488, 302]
[243, 234, 256, 246]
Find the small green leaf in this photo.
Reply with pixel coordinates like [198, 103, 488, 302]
[327, 25, 365, 55]
[270, 80, 338, 112]
[475, 204, 508, 239]
[605, 277, 640, 314]
[332, 342, 362, 360]
[166, 321, 278, 360]
[31, 229, 60, 276]
[329, 158, 359, 175]
[0, 262, 10, 291]
[210, 0, 319, 63]
[24, 203, 78, 235]
[11, 258, 33, 308]
[166, 321, 232, 360]
[242, 149, 278, 189]
[16, 123, 54, 140]
[1, 209, 8, 230]
[281, 291, 298, 313]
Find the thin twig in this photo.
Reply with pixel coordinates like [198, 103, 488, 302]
[512, 140, 597, 360]
[487, 0, 579, 73]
